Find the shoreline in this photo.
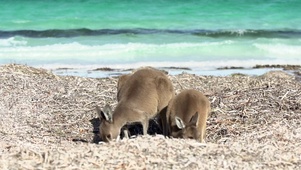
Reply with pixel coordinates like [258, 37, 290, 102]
[49, 64, 301, 80]
[0, 63, 300, 82]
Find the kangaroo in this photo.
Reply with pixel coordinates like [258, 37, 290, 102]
[161, 89, 210, 142]
[97, 67, 174, 142]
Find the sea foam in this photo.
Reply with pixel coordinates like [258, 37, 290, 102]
[1, 38, 300, 72]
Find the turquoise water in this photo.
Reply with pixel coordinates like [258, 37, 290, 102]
[0, 0, 301, 76]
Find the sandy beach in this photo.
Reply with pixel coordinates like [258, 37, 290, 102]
[0, 64, 300, 169]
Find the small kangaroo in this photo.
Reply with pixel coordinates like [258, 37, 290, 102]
[97, 67, 174, 142]
[160, 89, 210, 142]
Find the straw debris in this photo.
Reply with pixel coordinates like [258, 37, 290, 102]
[1, 64, 300, 169]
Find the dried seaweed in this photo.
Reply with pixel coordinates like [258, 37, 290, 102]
[1, 64, 300, 169]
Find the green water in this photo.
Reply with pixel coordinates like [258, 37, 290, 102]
[1, 0, 300, 30]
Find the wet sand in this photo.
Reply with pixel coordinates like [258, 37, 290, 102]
[51, 64, 301, 79]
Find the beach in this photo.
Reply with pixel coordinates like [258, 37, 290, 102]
[1, 64, 300, 169]
[1, 1, 301, 169]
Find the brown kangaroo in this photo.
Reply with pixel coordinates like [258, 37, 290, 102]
[96, 67, 174, 142]
[161, 89, 210, 142]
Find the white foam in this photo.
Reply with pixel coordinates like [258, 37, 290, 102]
[0, 41, 235, 61]
[1, 41, 300, 70]
[254, 43, 301, 59]
[229, 29, 252, 36]
[0, 37, 27, 47]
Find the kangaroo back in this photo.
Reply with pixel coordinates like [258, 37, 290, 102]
[98, 67, 174, 142]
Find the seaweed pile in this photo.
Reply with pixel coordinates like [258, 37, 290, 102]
[0, 64, 300, 169]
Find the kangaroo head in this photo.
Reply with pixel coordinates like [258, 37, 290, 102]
[97, 104, 120, 142]
[173, 112, 200, 140]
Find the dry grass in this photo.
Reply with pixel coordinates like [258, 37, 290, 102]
[0, 64, 300, 169]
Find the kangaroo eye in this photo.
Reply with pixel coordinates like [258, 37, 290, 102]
[106, 134, 112, 139]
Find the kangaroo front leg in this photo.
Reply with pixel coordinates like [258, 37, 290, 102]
[141, 119, 149, 136]
[123, 126, 130, 139]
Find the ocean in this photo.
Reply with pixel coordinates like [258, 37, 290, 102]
[0, 0, 300, 77]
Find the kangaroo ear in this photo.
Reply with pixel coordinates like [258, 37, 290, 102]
[97, 104, 113, 123]
[189, 112, 199, 126]
[175, 116, 185, 129]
